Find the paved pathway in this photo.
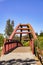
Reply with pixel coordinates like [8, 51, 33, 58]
[0, 47, 41, 65]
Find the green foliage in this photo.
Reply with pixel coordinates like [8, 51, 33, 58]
[14, 35, 20, 41]
[38, 36, 43, 42]
[22, 34, 29, 41]
[39, 41, 43, 50]
[34, 39, 39, 47]
[11, 20, 14, 27]
[34, 39, 39, 55]
[5, 19, 14, 38]
[35, 33, 38, 36]
[38, 36, 43, 50]
[22, 40, 30, 46]
[40, 31, 43, 36]
[0, 35, 4, 47]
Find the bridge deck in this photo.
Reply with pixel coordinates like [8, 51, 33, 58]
[12, 47, 31, 53]
[0, 47, 41, 65]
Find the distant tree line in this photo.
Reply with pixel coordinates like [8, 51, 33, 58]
[35, 31, 43, 36]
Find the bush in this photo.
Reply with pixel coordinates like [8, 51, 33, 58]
[38, 36, 43, 50]
[34, 39, 39, 55]
[34, 39, 39, 48]
[21, 40, 30, 46]
[38, 36, 43, 42]
[0, 35, 4, 47]
[39, 41, 43, 50]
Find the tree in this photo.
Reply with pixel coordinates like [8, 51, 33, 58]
[11, 20, 14, 27]
[14, 35, 20, 41]
[22, 34, 29, 41]
[5, 19, 14, 38]
[40, 31, 43, 36]
[35, 32, 38, 36]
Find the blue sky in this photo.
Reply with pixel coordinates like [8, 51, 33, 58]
[0, 0, 43, 34]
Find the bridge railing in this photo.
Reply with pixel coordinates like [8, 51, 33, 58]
[2, 39, 34, 55]
[2, 39, 23, 54]
[30, 39, 34, 54]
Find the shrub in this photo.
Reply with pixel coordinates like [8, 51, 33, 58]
[38, 36, 43, 42]
[34, 39, 39, 48]
[38, 36, 43, 50]
[34, 39, 39, 55]
[21, 40, 30, 46]
[39, 41, 43, 50]
[0, 35, 4, 47]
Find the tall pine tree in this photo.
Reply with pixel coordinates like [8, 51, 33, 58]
[5, 19, 14, 38]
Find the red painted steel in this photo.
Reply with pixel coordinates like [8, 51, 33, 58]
[18, 28, 30, 30]
[9, 24, 37, 40]
[28, 24, 37, 39]
[9, 24, 20, 39]
[20, 24, 28, 26]
[31, 39, 34, 54]
[14, 32, 31, 34]
[30, 39, 34, 54]
[18, 43, 23, 47]
[2, 42, 23, 54]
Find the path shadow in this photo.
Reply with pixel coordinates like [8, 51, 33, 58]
[0, 58, 39, 65]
